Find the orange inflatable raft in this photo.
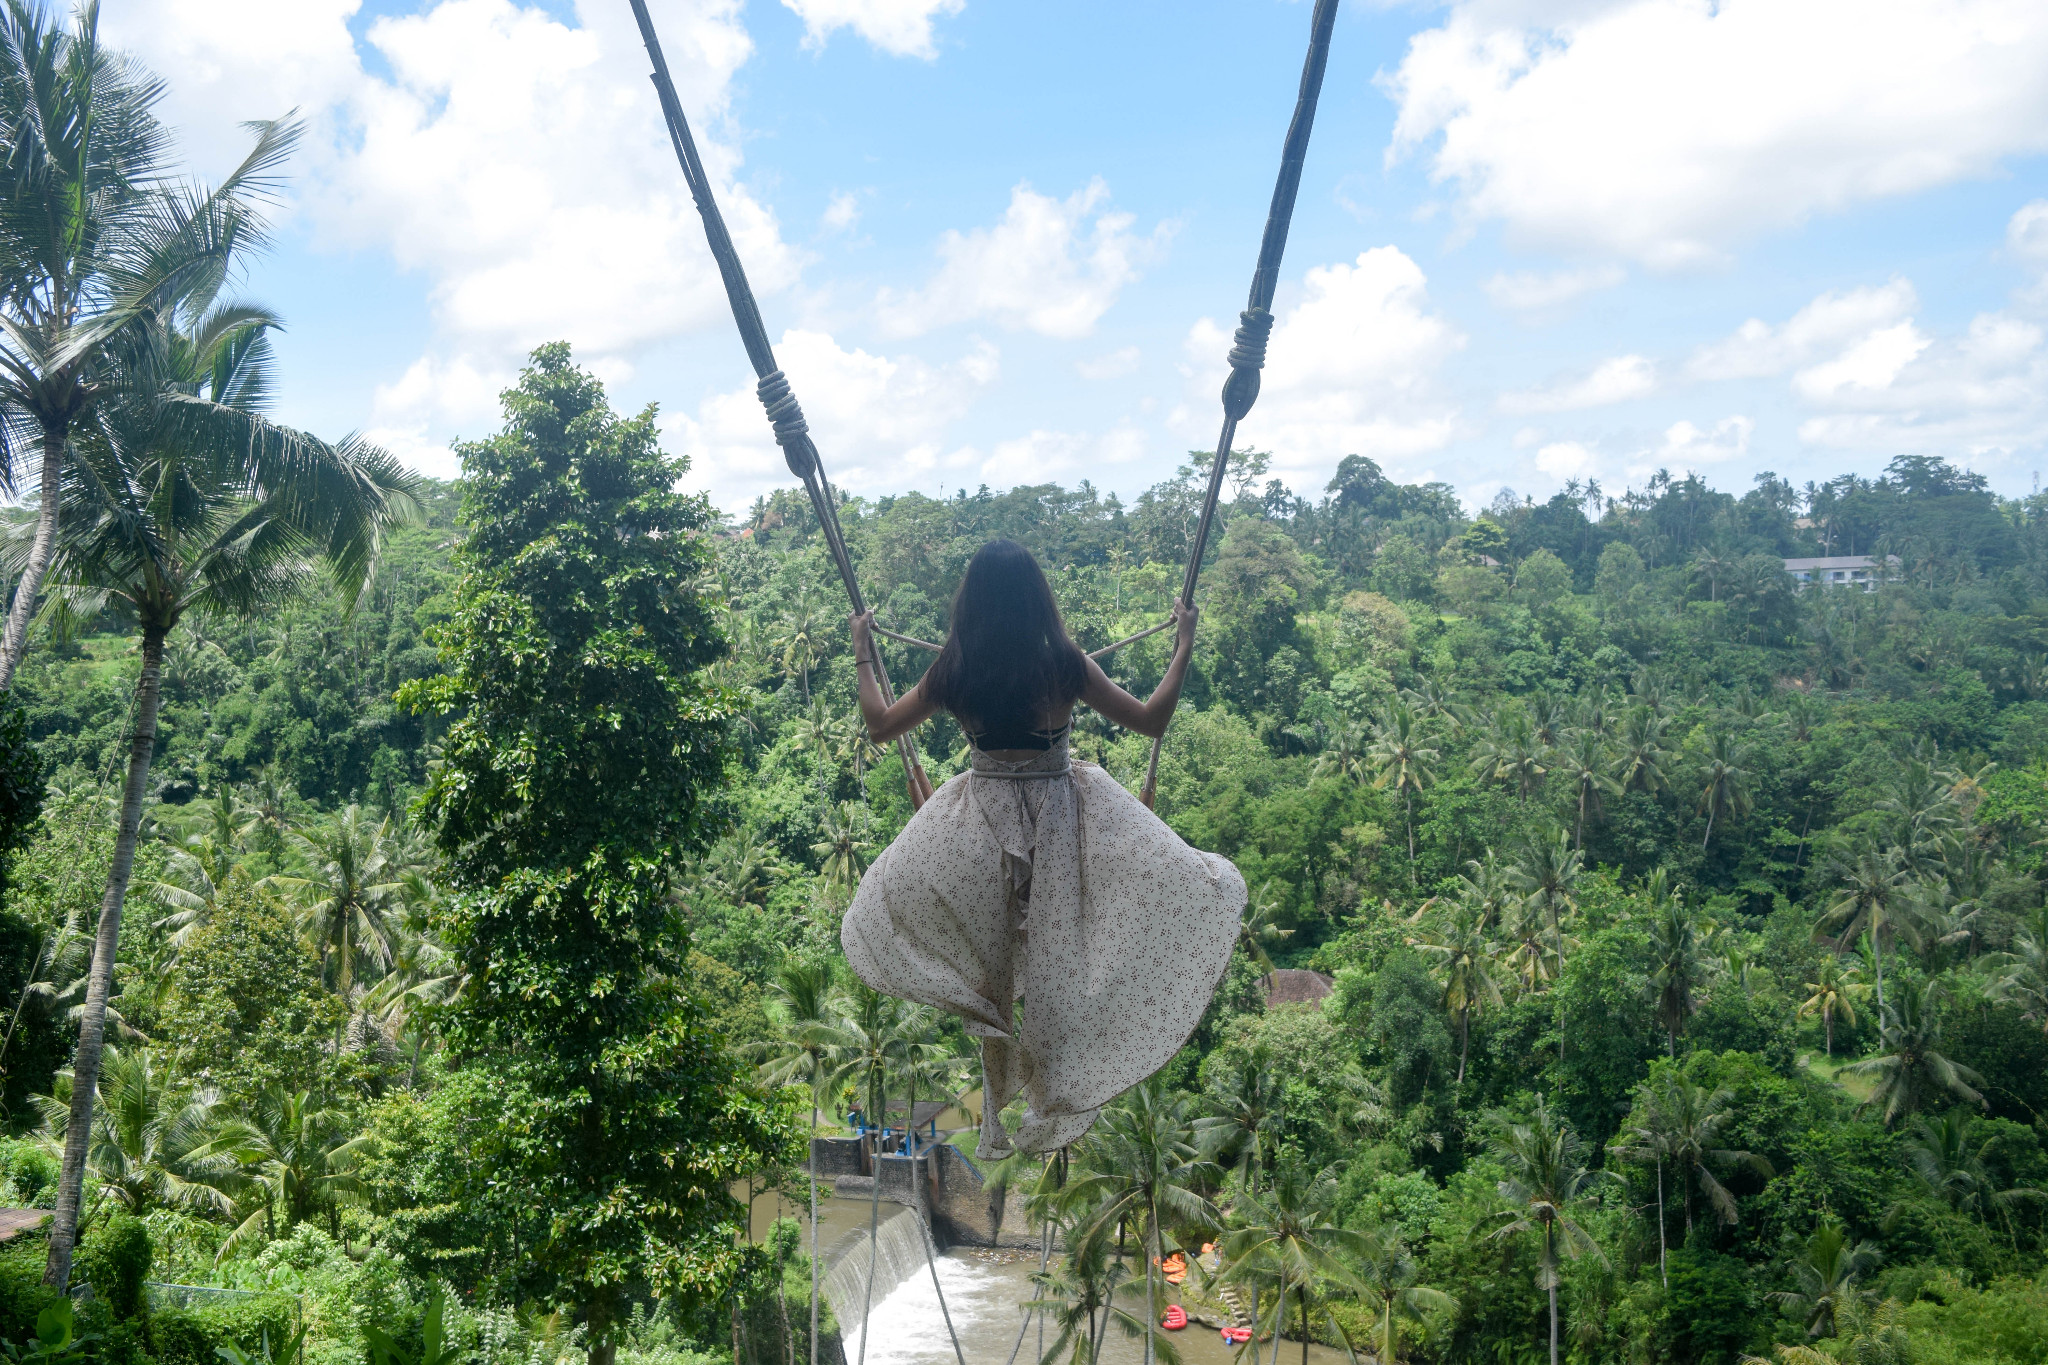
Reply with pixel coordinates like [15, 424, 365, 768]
[1161, 1305, 1187, 1331]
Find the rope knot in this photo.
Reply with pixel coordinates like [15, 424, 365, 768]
[1220, 308, 1273, 420]
[756, 369, 809, 442]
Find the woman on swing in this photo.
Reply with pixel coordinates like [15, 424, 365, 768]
[844, 539, 1246, 1157]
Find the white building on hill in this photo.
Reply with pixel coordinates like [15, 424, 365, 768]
[1782, 555, 1897, 591]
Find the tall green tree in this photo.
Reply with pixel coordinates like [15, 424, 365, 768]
[399, 345, 791, 1365]
[1215, 1158, 1373, 1365]
[1696, 730, 1753, 851]
[1817, 843, 1915, 1013]
[1485, 1097, 1607, 1365]
[0, 5, 283, 687]
[1407, 898, 1502, 1084]
[1368, 701, 1438, 878]
[33, 210, 416, 1289]
[1648, 892, 1712, 1056]
[1843, 979, 1986, 1125]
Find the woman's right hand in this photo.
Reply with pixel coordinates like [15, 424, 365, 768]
[1172, 599, 1198, 652]
[850, 610, 875, 653]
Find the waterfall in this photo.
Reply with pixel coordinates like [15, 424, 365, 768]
[821, 1205, 929, 1341]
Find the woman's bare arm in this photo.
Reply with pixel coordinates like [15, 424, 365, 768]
[851, 612, 940, 744]
[1080, 601, 1196, 739]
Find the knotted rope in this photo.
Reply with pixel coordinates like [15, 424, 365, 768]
[631, 0, 931, 810]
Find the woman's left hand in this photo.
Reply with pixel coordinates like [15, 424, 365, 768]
[850, 610, 876, 657]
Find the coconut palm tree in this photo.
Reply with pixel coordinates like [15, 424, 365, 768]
[31, 278, 416, 1289]
[1612, 707, 1673, 796]
[1554, 728, 1619, 851]
[1407, 898, 1502, 1083]
[1615, 1073, 1769, 1243]
[779, 588, 826, 702]
[1798, 954, 1869, 1057]
[757, 959, 841, 1365]
[1506, 829, 1580, 978]
[1470, 708, 1546, 804]
[1843, 978, 1985, 1125]
[1196, 1050, 1282, 1196]
[1816, 843, 1916, 1013]
[1352, 1227, 1455, 1365]
[1215, 1158, 1374, 1365]
[190, 1088, 368, 1257]
[285, 805, 408, 994]
[1062, 1081, 1219, 1365]
[1311, 720, 1371, 787]
[1484, 1097, 1607, 1365]
[1697, 731, 1753, 851]
[1648, 892, 1713, 1056]
[0, 1, 202, 687]
[1767, 1218, 1881, 1337]
[1023, 1214, 1160, 1365]
[1235, 882, 1294, 977]
[1368, 702, 1438, 878]
[810, 801, 875, 898]
[33, 1047, 226, 1221]
[1896, 1108, 2046, 1248]
[1983, 905, 2048, 1032]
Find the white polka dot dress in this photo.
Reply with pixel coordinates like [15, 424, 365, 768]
[843, 737, 1246, 1155]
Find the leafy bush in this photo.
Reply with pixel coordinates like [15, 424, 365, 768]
[0, 1241, 61, 1349]
[150, 1296, 298, 1365]
[74, 1215, 150, 1322]
[0, 1147, 54, 1213]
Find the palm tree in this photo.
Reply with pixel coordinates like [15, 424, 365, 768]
[1690, 550, 1729, 602]
[189, 1088, 367, 1257]
[1648, 891, 1713, 1056]
[1215, 1158, 1374, 1365]
[0, 2, 197, 687]
[286, 805, 408, 994]
[1196, 1050, 1282, 1195]
[1554, 729, 1619, 851]
[1311, 720, 1371, 787]
[1407, 898, 1502, 1083]
[1697, 731, 1753, 851]
[1816, 842, 1915, 1013]
[1470, 708, 1546, 804]
[1506, 829, 1580, 978]
[757, 960, 841, 1365]
[1235, 882, 1294, 977]
[33, 1048, 227, 1221]
[779, 588, 826, 701]
[1842, 979, 1986, 1125]
[1612, 707, 1672, 796]
[1768, 1218, 1880, 1337]
[1023, 1215, 1159, 1365]
[1616, 1073, 1769, 1245]
[1983, 904, 2048, 1032]
[1897, 1108, 2046, 1247]
[1798, 954, 1869, 1057]
[32, 274, 416, 1289]
[810, 802, 875, 898]
[1484, 1097, 1607, 1365]
[1061, 1081, 1219, 1365]
[1353, 1227, 1455, 1365]
[1368, 702, 1438, 878]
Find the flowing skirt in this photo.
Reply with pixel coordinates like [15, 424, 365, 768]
[842, 741, 1245, 1154]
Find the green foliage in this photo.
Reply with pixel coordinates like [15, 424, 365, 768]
[395, 346, 793, 1346]
[73, 1215, 150, 1321]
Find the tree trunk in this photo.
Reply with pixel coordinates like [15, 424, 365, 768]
[0, 425, 65, 690]
[809, 1110, 819, 1365]
[1457, 1010, 1469, 1085]
[1405, 789, 1416, 884]
[1656, 1159, 1667, 1287]
[1872, 934, 1885, 1014]
[1824, 1005, 1833, 1058]
[44, 626, 166, 1290]
[1144, 1218, 1157, 1365]
[1299, 1285, 1308, 1365]
[1548, 1284, 1559, 1365]
[1701, 804, 1716, 852]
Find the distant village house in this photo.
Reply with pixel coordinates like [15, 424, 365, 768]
[1781, 555, 1897, 591]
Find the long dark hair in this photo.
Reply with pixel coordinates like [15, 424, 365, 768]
[921, 539, 1087, 729]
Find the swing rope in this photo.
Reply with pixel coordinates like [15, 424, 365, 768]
[628, 0, 934, 811]
[1140, 0, 1341, 808]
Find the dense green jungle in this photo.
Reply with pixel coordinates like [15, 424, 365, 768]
[5, 340, 2048, 1365]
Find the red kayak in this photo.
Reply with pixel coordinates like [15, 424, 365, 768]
[1161, 1306, 1187, 1331]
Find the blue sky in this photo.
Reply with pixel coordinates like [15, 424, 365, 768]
[102, 0, 2048, 513]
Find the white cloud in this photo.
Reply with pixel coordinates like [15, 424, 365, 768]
[1792, 312, 2048, 457]
[779, 0, 963, 59]
[1179, 247, 1464, 492]
[878, 180, 1168, 339]
[1077, 346, 1141, 381]
[1500, 354, 1656, 413]
[1649, 415, 1754, 467]
[110, 0, 806, 471]
[362, 355, 509, 477]
[1483, 264, 1625, 311]
[1793, 323, 1931, 401]
[673, 329, 998, 509]
[1385, 0, 2048, 266]
[2012, 200, 2048, 264]
[1534, 441, 1595, 479]
[1688, 279, 1919, 380]
[980, 427, 1148, 486]
[823, 191, 863, 232]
